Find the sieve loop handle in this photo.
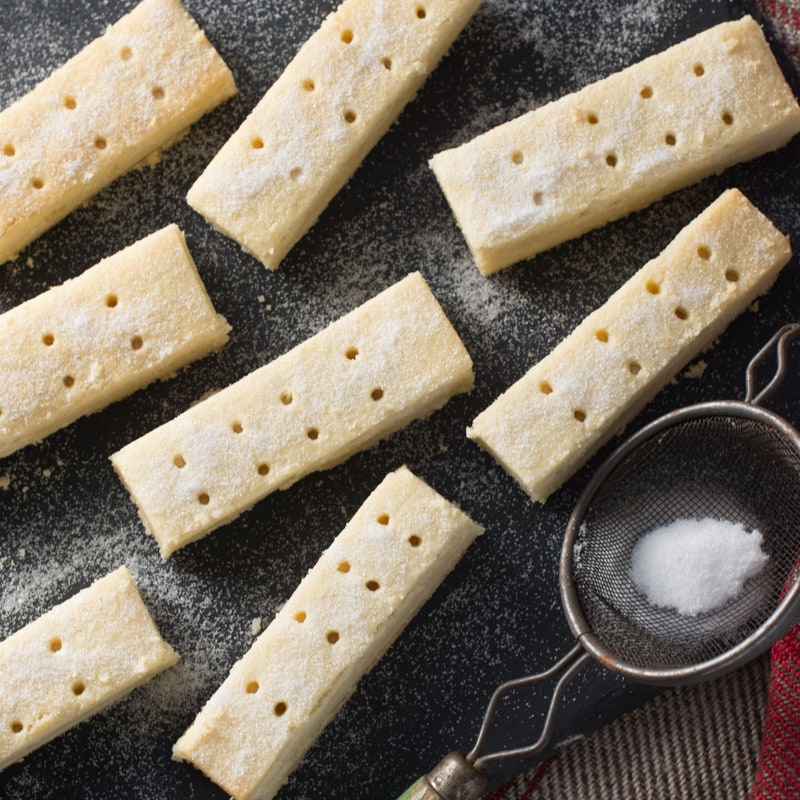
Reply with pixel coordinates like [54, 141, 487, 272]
[745, 322, 800, 406]
[396, 645, 591, 800]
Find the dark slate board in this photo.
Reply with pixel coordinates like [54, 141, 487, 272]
[1, 0, 798, 798]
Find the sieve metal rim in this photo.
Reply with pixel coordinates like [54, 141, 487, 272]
[560, 398, 800, 687]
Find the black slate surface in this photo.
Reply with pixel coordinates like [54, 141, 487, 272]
[1, 0, 799, 798]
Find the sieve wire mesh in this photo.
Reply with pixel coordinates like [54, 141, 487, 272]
[572, 413, 800, 672]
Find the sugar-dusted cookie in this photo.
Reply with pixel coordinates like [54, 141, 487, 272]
[0, 567, 178, 771]
[0, 0, 236, 264]
[173, 466, 482, 800]
[111, 271, 474, 556]
[0, 224, 230, 458]
[430, 16, 800, 275]
[187, 0, 482, 269]
[468, 189, 791, 501]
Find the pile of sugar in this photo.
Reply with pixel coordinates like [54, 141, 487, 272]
[630, 517, 769, 616]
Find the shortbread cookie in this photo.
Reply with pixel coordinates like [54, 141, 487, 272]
[468, 189, 791, 501]
[187, 0, 482, 269]
[430, 16, 800, 275]
[0, 566, 178, 771]
[111, 271, 474, 556]
[0, 224, 230, 458]
[0, 0, 236, 264]
[173, 466, 482, 800]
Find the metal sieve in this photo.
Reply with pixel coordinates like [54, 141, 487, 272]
[398, 323, 800, 800]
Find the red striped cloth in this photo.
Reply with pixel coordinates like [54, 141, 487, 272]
[750, 624, 800, 799]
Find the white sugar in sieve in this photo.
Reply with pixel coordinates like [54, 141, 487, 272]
[398, 323, 800, 800]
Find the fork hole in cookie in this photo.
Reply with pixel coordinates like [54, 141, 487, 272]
[251, 136, 265, 149]
[371, 387, 384, 401]
[302, 78, 315, 91]
[605, 152, 618, 168]
[697, 245, 711, 260]
[94, 136, 107, 150]
[42, 333, 55, 346]
[573, 409, 587, 423]
[197, 492, 210, 506]
[408, 534, 422, 547]
[3, 143, 15, 157]
[63, 375, 75, 388]
[231, 421, 243, 434]
[49, 637, 62, 653]
[257, 462, 270, 476]
[306, 427, 320, 441]
[151, 86, 165, 101]
[72, 680, 85, 696]
[645, 280, 660, 295]
[366, 580, 380, 592]
[511, 150, 524, 165]
[640, 85, 653, 99]
[586, 112, 599, 125]
[674, 306, 689, 321]
[337, 561, 351, 574]
[381, 57, 392, 70]
[538, 380, 553, 395]
[280, 392, 293, 405]
[10, 721, 23, 734]
[377, 513, 390, 525]
[130, 335, 144, 351]
[64, 96, 77, 110]
[293, 611, 307, 623]
[725, 269, 739, 283]
[664, 133, 677, 147]
[415, 5, 427, 18]
[120, 46, 133, 61]
[289, 167, 303, 181]
[105, 293, 118, 308]
[595, 329, 609, 343]
[274, 702, 288, 717]
[693, 63, 705, 77]
[533, 191, 544, 206]
[345, 346, 359, 360]
[31, 177, 45, 189]
[173, 455, 186, 469]
[341, 29, 353, 44]
[722, 110, 734, 126]
[246, 681, 259, 694]
[326, 631, 340, 644]
[627, 359, 642, 376]
[343, 109, 357, 124]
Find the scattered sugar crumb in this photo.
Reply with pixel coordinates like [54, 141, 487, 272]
[257, 294, 266, 304]
[749, 300, 760, 313]
[17, 548, 26, 559]
[0, 473, 10, 490]
[251, 617, 262, 636]
[42, 468, 52, 478]
[630, 517, 768, 616]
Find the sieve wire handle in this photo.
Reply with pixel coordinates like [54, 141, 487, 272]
[394, 645, 591, 800]
[745, 322, 800, 406]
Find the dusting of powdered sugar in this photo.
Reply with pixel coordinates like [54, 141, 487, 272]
[2, 0, 797, 799]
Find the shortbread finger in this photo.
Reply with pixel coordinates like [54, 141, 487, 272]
[0, 0, 236, 264]
[0, 224, 230, 458]
[468, 189, 791, 501]
[430, 16, 800, 275]
[173, 466, 482, 800]
[0, 566, 178, 771]
[187, 0, 481, 269]
[112, 271, 474, 557]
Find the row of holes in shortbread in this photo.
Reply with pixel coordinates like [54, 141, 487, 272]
[27, 294, 140, 396]
[9, 636, 83, 734]
[172, 345, 383, 502]
[2, 45, 164, 182]
[536, 245, 740, 423]
[240, 513, 422, 717]
[246, 7, 429, 163]
[509, 61, 733, 206]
